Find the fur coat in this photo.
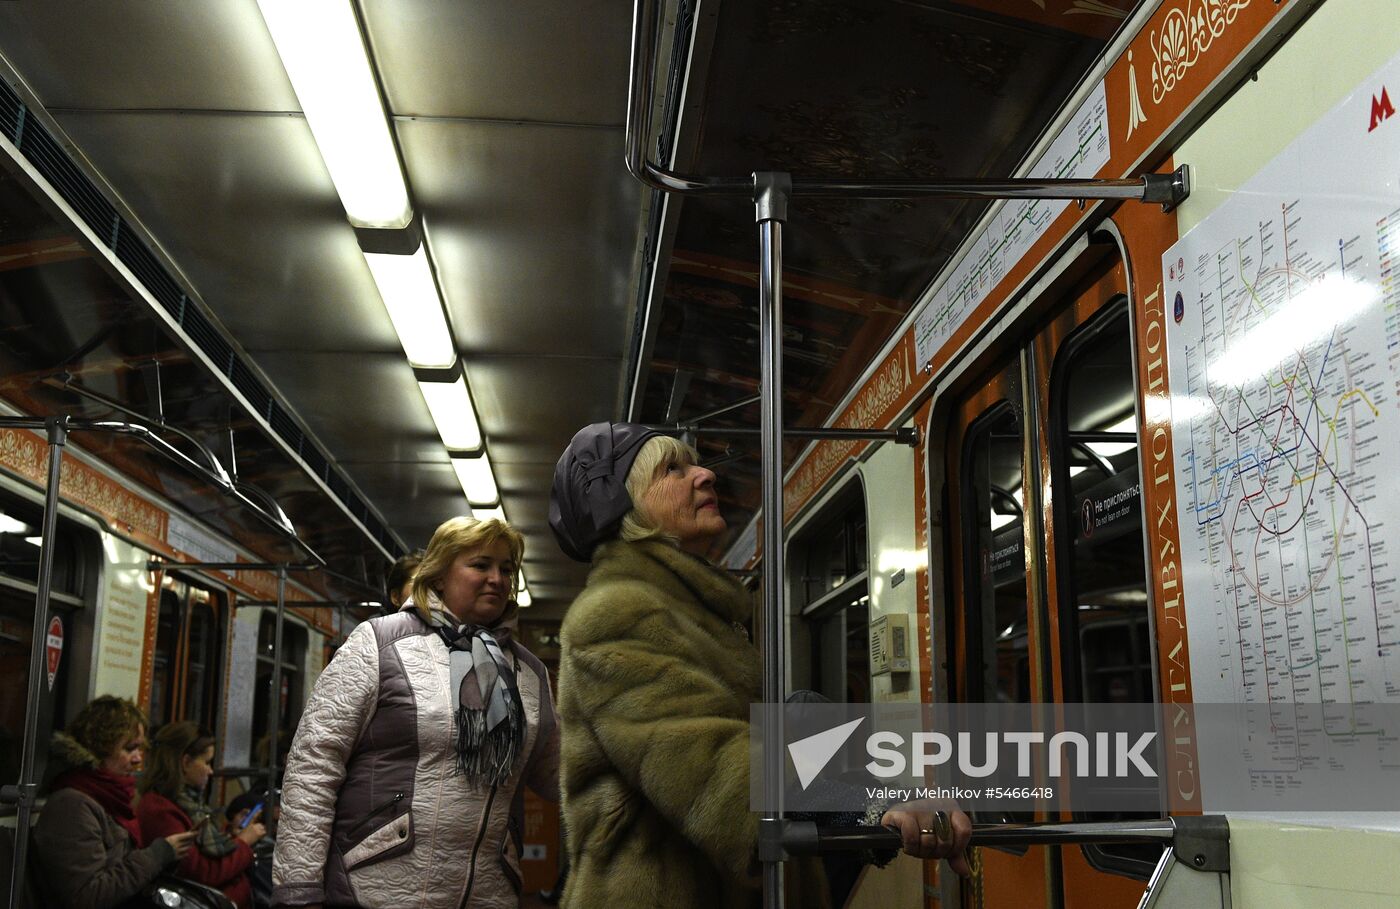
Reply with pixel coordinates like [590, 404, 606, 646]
[558, 540, 826, 909]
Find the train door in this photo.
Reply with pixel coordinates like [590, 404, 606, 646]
[149, 575, 228, 732]
[253, 609, 307, 766]
[946, 359, 1050, 908]
[1033, 266, 1160, 907]
[944, 250, 1159, 908]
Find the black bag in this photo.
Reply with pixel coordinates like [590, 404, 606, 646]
[142, 875, 237, 909]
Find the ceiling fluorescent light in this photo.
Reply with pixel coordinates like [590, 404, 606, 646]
[418, 377, 482, 450]
[256, 0, 411, 229]
[471, 505, 506, 524]
[365, 245, 455, 368]
[450, 452, 500, 506]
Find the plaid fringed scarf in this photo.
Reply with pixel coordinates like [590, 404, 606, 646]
[176, 786, 240, 858]
[424, 601, 525, 788]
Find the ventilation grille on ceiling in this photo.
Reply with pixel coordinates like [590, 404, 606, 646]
[0, 77, 403, 559]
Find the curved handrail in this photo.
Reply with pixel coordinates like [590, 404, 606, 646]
[625, 0, 1187, 205]
[89, 420, 233, 489]
[43, 372, 233, 485]
[0, 416, 320, 563]
[234, 480, 297, 537]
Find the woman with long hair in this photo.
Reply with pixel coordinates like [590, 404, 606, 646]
[272, 516, 560, 908]
[137, 722, 267, 909]
[32, 695, 194, 909]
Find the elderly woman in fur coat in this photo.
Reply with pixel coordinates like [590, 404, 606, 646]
[549, 423, 971, 909]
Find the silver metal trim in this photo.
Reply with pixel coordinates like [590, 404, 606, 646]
[626, 0, 1186, 204]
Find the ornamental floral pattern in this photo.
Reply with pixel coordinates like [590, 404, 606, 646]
[1149, 0, 1252, 105]
[0, 428, 167, 540]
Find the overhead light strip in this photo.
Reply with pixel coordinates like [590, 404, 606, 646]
[262, 0, 520, 547]
[450, 451, 499, 506]
[364, 245, 456, 369]
[256, 0, 411, 229]
[418, 378, 482, 451]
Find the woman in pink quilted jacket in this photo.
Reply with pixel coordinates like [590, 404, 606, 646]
[272, 516, 560, 908]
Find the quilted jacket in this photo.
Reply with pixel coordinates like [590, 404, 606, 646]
[272, 607, 559, 908]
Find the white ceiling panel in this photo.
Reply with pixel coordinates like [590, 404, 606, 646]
[0, 0, 297, 111]
[400, 118, 639, 357]
[254, 353, 445, 463]
[467, 356, 621, 446]
[364, 0, 632, 124]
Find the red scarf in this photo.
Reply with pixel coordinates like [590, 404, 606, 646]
[52, 767, 144, 846]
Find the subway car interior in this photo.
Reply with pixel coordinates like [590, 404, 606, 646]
[1, 0, 1399, 907]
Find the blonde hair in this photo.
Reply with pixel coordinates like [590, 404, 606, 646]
[619, 435, 700, 547]
[410, 516, 525, 622]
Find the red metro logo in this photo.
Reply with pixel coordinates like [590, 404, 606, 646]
[1370, 86, 1395, 133]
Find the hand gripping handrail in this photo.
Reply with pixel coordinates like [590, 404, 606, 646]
[626, 0, 1190, 208]
[779, 817, 1230, 908]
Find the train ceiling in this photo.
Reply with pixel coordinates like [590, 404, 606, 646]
[0, 0, 1141, 618]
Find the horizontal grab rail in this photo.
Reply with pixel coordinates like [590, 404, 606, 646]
[625, 0, 1189, 208]
[787, 818, 1179, 854]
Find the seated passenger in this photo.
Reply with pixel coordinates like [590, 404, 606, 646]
[138, 722, 266, 909]
[549, 424, 973, 909]
[225, 789, 277, 908]
[32, 695, 195, 909]
[272, 516, 560, 909]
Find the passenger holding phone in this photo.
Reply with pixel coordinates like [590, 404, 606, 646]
[227, 789, 279, 909]
[138, 722, 266, 909]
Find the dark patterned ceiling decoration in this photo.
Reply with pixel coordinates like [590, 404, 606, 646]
[638, 0, 1140, 554]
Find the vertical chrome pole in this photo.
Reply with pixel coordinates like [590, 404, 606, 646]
[8, 417, 67, 909]
[755, 172, 791, 909]
[267, 565, 287, 810]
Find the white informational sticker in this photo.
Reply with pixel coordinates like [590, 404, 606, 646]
[914, 79, 1111, 369]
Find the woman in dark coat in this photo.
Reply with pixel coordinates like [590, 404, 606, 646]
[32, 695, 195, 909]
[549, 423, 971, 909]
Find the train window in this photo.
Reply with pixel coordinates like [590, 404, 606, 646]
[0, 503, 82, 597]
[149, 590, 181, 728]
[149, 577, 228, 731]
[184, 590, 222, 731]
[0, 498, 86, 807]
[960, 403, 1031, 704]
[1049, 299, 1161, 873]
[253, 611, 308, 766]
[1050, 301, 1152, 701]
[794, 491, 870, 703]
